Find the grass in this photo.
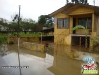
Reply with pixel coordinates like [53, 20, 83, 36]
[8, 32, 43, 37]
[19, 32, 41, 37]
[0, 33, 7, 44]
[0, 32, 46, 44]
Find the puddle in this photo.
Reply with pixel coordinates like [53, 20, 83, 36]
[0, 44, 98, 75]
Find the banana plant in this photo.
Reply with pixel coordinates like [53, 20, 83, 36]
[72, 19, 88, 52]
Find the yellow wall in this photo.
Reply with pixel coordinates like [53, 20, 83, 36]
[64, 35, 71, 45]
[69, 17, 73, 34]
[68, 6, 94, 15]
[21, 42, 45, 52]
[54, 13, 70, 45]
[56, 13, 69, 18]
[8, 37, 39, 44]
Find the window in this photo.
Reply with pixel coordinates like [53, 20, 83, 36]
[78, 18, 92, 29]
[57, 18, 69, 28]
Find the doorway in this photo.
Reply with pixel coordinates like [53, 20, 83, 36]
[73, 18, 76, 34]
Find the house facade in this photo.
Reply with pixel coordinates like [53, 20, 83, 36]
[49, 3, 99, 47]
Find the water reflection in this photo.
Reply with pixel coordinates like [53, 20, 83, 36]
[0, 44, 98, 75]
[49, 44, 99, 75]
[0, 44, 8, 56]
[0, 44, 54, 75]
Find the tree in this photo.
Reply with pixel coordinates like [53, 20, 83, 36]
[72, 19, 88, 52]
[20, 18, 36, 32]
[30, 23, 40, 32]
[7, 20, 21, 35]
[71, 0, 88, 4]
[66, 0, 69, 3]
[38, 15, 54, 28]
[0, 18, 8, 31]
[0, 18, 8, 25]
[10, 14, 35, 32]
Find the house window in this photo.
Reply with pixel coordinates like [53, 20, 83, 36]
[78, 18, 92, 29]
[57, 18, 69, 28]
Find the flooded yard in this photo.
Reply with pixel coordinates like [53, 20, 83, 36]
[0, 44, 99, 75]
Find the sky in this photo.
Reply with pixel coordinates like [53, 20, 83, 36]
[0, 0, 98, 22]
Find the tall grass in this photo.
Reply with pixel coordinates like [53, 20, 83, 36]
[9, 32, 42, 37]
[0, 33, 7, 44]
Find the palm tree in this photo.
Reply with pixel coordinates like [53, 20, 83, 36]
[72, 19, 88, 52]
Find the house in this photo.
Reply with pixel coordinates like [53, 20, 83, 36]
[49, 3, 99, 47]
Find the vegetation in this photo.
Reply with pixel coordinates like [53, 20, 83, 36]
[38, 15, 54, 28]
[72, 25, 88, 52]
[0, 14, 54, 44]
[71, 0, 88, 4]
[8, 32, 42, 37]
[0, 14, 53, 32]
[73, 24, 99, 53]
[0, 33, 7, 44]
[0, 32, 44, 44]
[90, 36, 99, 53]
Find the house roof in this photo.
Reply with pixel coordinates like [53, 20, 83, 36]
[49, 3, 75, 17]
[49, 3, 99, 17]
[63, 3, 99, 14]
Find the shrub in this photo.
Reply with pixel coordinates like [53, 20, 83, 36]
[90, 36, 99, 53]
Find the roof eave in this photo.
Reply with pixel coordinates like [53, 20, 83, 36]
[48, 3, 75, 17]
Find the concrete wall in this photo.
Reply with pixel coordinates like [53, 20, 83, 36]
[21, 42, 45, 52]
[7, 37, 39, 44]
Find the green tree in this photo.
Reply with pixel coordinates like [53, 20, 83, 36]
[0, 18, 8, 31]
[30, 23, 42, 32]
[8, 22, 19, 31]
[38, 15, 53, 28]
[0, 18, 8, 25]
[21, 18, 36, 32]
[72, 24, 88, 52]
[72, 0, 88, 4]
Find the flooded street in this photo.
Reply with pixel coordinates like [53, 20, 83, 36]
[0, 44, 99, 75]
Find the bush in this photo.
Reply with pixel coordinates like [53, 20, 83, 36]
[0, 36, 7, 44]
[90, 36, 99, 53]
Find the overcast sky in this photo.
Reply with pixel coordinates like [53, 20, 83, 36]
[0, 0, 98, 22]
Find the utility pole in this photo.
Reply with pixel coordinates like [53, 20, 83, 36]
[93, 0, 95, 6]
[18, 5, 20, 35]
[66, 0, 69, 4]
[17, 5, 22, 75]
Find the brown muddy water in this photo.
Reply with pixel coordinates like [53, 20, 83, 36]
[0, 44, 98, 75]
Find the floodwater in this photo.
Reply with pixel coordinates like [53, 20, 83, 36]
[0, 44, 99, 75]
